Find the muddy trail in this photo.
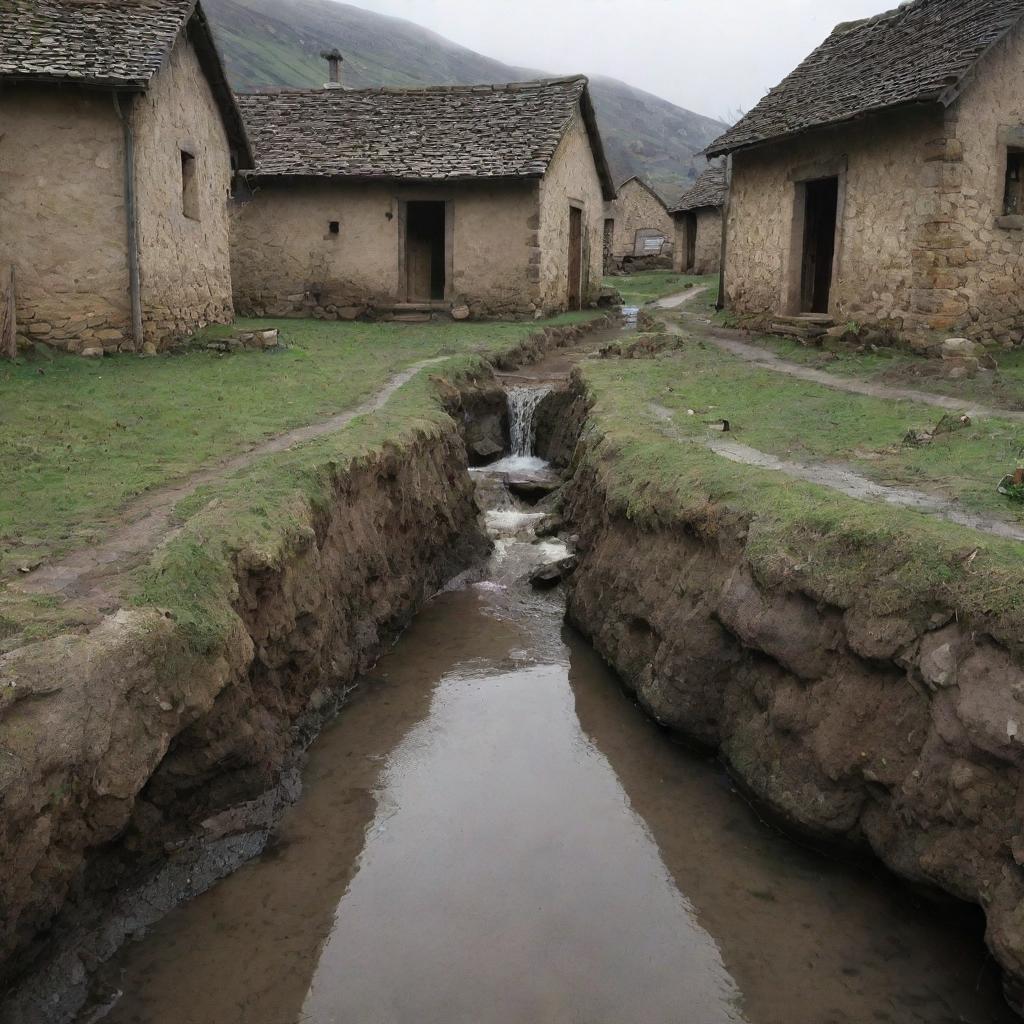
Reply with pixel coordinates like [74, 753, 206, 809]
[644, 295, 1024, 542]
[662, 308, 1024, 424]
[62, 371, 1016, 1024]
[6, 357, 449, 608]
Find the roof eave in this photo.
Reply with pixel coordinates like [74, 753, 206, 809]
[577, 81, 617, 201]
[706, 97, 942, 159]
[241, 170, 545, 186]
[188, 1, 255, 168]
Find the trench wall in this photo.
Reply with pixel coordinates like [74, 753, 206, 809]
[0, 425, 485, 1021]
[561, 404, 1024, 1011]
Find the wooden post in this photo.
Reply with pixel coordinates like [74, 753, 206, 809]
[1, 265, 15, 360]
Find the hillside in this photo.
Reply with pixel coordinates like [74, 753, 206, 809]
[203, 0, 726, 201]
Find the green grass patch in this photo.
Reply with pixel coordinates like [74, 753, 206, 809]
[603, 272, 716, 306]
[579, 355, 1024, 629]
[0, 314, 595, 575]
[732, 332, 1024, 413]
[129, 355, 482, 652]
[603, 336, 1024, 526]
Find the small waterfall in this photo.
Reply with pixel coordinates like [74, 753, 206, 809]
[507, 386, 552, 458]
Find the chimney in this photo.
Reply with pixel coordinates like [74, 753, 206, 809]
[321, 48, 344, 89]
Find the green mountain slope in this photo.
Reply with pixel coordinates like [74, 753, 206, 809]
[203, 0, 726, 201]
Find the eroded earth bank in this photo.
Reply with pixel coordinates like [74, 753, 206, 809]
[3, 312, 1024, 1021]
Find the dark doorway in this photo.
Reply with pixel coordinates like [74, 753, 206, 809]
[405, 201, 446, 302]
[800, 176, 839, 314]
[684, 212, 697, 272]
[568, 206, 583, 310]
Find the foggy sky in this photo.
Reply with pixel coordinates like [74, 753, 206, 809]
[343, 0, 890, 120]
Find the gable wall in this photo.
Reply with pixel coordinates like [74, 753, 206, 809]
[230, 179, 540, 317]
[538, 110, 606, 311]
[134, 34, 236, 348]
[606, 180, 674, 267]
[0, 84, 130, 351]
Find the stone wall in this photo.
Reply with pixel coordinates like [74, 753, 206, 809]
[231, 179, 540, 318]
[538, 110, 606, 312]
[674, 207, 722, 275]
[724, 105, 940, 328]
[724, 21, 1024, 347]
[0, 84, 131, 352]
[606, 179, 674, 270]
[134, 36, 237, 350]
[938, 20, 1024, 346]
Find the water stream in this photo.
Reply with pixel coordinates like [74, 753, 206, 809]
[82, 388, 1016, 1024]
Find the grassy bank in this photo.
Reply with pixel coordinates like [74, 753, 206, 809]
[610, 335, 1024, 526]
[579, 348, 1024, 630]
[730, 332, 1024, 412]
[0, 314, 594, 575]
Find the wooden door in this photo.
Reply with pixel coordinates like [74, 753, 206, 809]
[568, 206, 583, 310]
[685, 213, 697, 271]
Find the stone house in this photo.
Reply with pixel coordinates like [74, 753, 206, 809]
[231, 75, 616, 319]
[604, 176, 674, 273]
[0, 0, 252, 354]
[670, 164, 726, 275]
[707, 0, 1024, 346]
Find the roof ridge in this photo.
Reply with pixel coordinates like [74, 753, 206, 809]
[236, 75, 587, 100]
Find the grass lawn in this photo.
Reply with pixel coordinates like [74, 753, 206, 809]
[720, 329, 1024, 413]
[0, 313, 595, 576]
[604, 334, 1024, 527]
[603, 271, 716, 306]
[580, 351, 1024, 627]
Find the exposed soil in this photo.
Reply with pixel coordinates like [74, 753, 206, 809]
[563, 387, 1024, 1014]
[0, 315, 617, 1022]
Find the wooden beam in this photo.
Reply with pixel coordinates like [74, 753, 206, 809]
[1, 265, 16, 360]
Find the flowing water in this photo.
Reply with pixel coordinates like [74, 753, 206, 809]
[506, 386, 552, 458]
[82, 390, 1017, 1024]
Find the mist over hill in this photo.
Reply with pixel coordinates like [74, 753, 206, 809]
[204, 0, 726, 201]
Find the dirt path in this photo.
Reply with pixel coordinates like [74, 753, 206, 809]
[10, 357, 450, 606]
[647, 401, 1024, 542]
[657, 304, 1024, 424]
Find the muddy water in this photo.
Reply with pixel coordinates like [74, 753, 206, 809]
[88, 449, 1015, 1024]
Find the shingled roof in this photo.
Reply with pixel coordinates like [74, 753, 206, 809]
[670, 164, 727, 213]
[707, 0, 1024, 157]
[0, 0, 251, 163]
[238, 76, 616, 199]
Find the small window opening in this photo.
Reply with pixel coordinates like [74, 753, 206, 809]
[1004, 150, 1024, 216]
[180, 150, 199, 221]
[329, 220, 340, 235]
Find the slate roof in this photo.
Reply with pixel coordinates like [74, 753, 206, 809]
[707, 0, 1024, 156]
[0, 0, 252, 163]
[670, 164, 727, 213]
[238, 76, 617, 199]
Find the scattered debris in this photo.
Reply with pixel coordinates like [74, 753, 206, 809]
[903, 413, 972, 447]
[998, 465, 1024, 502]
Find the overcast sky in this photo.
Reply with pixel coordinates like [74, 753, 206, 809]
[344, 0, 889, 119]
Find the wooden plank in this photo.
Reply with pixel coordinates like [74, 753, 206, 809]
[0, 265, 15, 360]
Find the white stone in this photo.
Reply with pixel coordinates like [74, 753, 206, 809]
[942, 337, 979, 358]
